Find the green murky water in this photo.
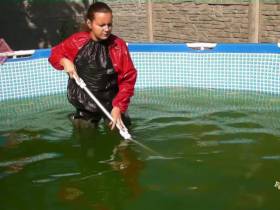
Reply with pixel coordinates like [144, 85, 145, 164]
[1, 88, 280, 210]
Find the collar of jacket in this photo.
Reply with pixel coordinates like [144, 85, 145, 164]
[107, 35, 118, 48]
[84, 32, 118, 49]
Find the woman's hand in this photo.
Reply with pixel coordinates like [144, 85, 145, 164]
[110, 106, 125, 130]
[60, 58, 78, 78]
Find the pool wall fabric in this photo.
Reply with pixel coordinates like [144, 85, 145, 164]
[1, 43, 280, 102]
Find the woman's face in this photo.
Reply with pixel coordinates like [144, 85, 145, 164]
[88, 12, 112, 41]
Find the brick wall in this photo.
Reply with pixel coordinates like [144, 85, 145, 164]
[152, 3, 249, 42]
[109, 1, 280, 43]
[109, 2, 149, 42]
[261, 3, 280, 42]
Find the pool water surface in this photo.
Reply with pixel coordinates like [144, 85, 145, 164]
[0, 87, 280, 210]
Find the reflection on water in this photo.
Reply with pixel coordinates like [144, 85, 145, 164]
[56, 125, 145, 209]
[0, 119, 145, 210]
[0, 88, 280, 210]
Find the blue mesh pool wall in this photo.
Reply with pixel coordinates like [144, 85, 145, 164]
[1, 43, 280, 101]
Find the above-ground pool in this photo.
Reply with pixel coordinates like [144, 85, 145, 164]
[1, 43, 280, 210]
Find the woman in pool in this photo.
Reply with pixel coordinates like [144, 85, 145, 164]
[48, 2, 137, 129]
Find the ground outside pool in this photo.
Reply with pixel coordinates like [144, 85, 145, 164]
[1, 43, 280, 210]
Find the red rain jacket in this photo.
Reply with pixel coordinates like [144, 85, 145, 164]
[48, 32, 137, 113]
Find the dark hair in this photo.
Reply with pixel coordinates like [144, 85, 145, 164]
[86, 2, 112, 21]
[80, 2, 112, 32]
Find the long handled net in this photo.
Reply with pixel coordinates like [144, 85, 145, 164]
[73, 75, 160, 156]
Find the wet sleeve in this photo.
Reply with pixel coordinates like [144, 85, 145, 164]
[112, 43, 137, 113]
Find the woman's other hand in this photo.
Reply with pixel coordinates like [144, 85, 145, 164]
[110, 106, 125, 130]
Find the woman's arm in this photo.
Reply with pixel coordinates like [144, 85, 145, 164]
[112, 42, 137, 113]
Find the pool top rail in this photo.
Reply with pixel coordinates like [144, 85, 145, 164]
[1, 43, 280, 63]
